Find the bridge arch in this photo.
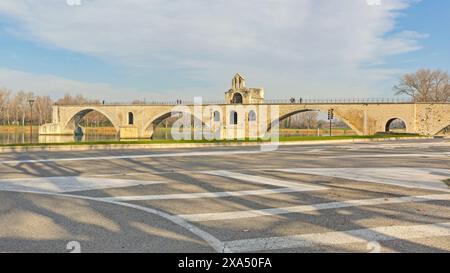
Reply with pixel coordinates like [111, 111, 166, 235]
[384, 117, 407, 133]
[144, 109, 207, 139]
[63, 107, 120, 135]
[435, 124, 450, 135]
[267, 109, 362, 135]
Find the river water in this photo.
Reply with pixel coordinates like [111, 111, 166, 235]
[0, 128, 350, 145]
[0, 130, 176, 145]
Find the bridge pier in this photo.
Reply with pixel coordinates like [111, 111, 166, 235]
[39, 123, 75, 136]
[39, 123, 152, 139]
[118, 126, 154, 139]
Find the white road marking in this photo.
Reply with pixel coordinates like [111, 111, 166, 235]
[308, 148, 325, 153]
[98, 187, 312, 202]
[323, 152, 449, 159]
[97, 170, 326, 208]
[0, 188, 230, 253]
[223, 222, 450, 252]
[274, 148, 325, 154]
[276, 168, 450, 192]
[0, 176, 165, 193]
[0, 150, 262, 164]
[201, 170, 327, 190]
[179, 193, 450, 222]
[339, 142, 450, 150]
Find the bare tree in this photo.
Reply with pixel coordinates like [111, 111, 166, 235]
[303, 111, 319, 130]
[34, 96, 52, 125]
[334, 118, 350, 129]
[280, 111, 319, 129]
[0, 89, 11, 125]
[394, 69, 450, 102]
[132, 99, 146, 105]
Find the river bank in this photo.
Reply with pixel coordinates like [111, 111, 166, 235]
[0, 134, 437, 153]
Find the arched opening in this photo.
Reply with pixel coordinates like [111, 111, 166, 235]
[268, 110, 358, 137]
[436, 124, 450, 135]
[64, 109, 118, 141]
[248, 110, 256, 122]
[231, 93, 243, 104]
[213, 111, 221, 122]
[146, 111, 207, 140]
[385, 118, 407, 133]
[128, 112, 134, 125]
[230, 111, 238, 125]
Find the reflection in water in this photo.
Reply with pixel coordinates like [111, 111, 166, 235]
[0, 132, 120, 145]
[0, 128, 350, 145]
[38, 134, 121, 144]
[0, 132, 35, 145]
[0, 130, 174, 145]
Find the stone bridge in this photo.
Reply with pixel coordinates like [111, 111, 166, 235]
[39, 74, 450, 139]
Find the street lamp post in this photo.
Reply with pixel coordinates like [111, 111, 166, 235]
[28, 99, 35, 142]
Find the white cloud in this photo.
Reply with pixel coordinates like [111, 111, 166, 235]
[0, 0, 425, 99]
[0, 68, 165, 102]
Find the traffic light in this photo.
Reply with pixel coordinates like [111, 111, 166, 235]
[328, 109, 334, 136]
[328, 109, 334, 120]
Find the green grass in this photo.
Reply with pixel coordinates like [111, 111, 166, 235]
[443, 179, 450, 188]
[278, 134, 418, 141]
[0, 134, 422, 147]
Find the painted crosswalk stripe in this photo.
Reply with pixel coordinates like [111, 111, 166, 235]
[275, 168, 450, 192]
[179, 193, 450, 222]
[223, 222, 450, 252]
[98, 187, 315, 201]
[201, 170, 327, 191]
[0, 150, 262, 164]
[98, 171, 327, 201]
[0, 176, 166, 193]
[0, 187, 229, 253]
[323, 153, 449, 159]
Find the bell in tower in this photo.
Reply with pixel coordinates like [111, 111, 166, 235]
[225, 73, 264, 104]
[232, 73, 246, 90]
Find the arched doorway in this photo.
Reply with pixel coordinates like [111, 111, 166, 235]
[385, 118, 407, 133]
[248, 110, 256, 122]
[231, 93, 243, 104]
[128, 112, 134, 125]
[213, 111, 221, 122]
[230, 111, 238, 125]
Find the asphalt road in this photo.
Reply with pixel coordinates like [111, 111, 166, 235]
[0, 139, 449, 253]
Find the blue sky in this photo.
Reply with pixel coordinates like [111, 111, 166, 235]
[382, 0, 450, 71]
[0, 0, 448, 101]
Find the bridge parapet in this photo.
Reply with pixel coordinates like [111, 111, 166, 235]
[52, 98, 449, 106]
